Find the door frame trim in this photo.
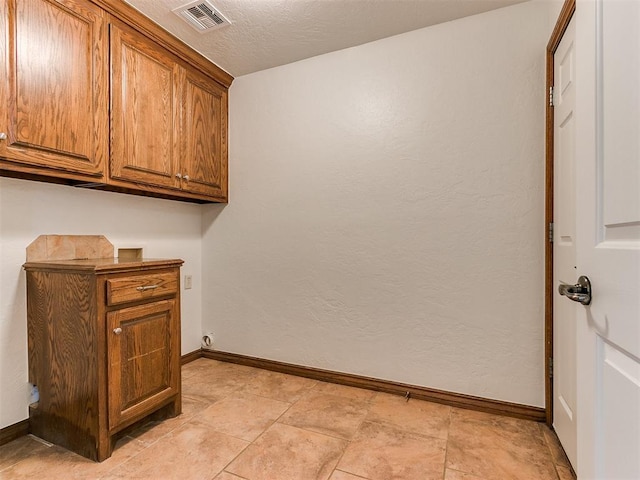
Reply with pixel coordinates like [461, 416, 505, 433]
[545, 0, 576, 427]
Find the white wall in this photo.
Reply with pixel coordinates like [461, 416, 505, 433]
[0, 177, 203, 428]
[202, 1, 555, 407]
[546, 0, 566, 33]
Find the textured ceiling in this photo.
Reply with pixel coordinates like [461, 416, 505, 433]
[125, 0, 526, 78]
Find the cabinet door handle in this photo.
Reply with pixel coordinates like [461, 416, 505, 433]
[136, 285, 159, 291]
[183, 174, 190, 181]
[0, 132, 6, 140]
[113, 327, 122, 335]
[175, 172, 182, 179]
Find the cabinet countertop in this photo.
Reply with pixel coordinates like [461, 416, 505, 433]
[23, 258, 184, 272]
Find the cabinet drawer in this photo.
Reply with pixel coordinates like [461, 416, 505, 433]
[107, 272, 177, 306]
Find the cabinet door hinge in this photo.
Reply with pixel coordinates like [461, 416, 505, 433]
[549, 222, 554, 243]
[549, 86, 555, 107]
[549, 357, 554, 379]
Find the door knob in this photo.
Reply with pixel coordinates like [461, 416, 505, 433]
[558, 276, 592, 306]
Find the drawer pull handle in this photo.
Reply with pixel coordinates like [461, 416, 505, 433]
[113, 328, 122, 335]
[136, 285, 159, 291]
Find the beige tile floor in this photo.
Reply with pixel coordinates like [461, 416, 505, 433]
[0, 358, 575, 480]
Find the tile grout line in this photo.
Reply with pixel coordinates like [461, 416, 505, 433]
[539, 423, 567, 480]
[322, 391, 381, 480]
[123, 378, 253, 479]
[208, 375, 319, 479]
[0, 436, 50, 474]
[276, 389, 376, 440]
[107, 409, 208, 477]
[331, 468, 371, 480]
[441, 407, 453, 480]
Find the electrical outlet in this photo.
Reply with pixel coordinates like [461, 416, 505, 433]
[184, 275, 193, 289]
[202, 332, 214, 349]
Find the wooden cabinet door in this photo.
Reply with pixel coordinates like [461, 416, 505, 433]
[179, 67, 228, 200]
[107, 299, 179, 430]
[110, 22, 180, 190]
[0, 0, 107, 177]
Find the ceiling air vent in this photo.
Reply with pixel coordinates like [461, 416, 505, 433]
[173, 0, 231, 33]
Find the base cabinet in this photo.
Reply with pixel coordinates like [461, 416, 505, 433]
[24, 258, 183, 461]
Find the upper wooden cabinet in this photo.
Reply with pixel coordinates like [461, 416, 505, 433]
[180, 66, 228, 199]
[0, 0, 231, 203]
[0, 0, 108, 179]
[110, 22, 181, 191]
[109, 22, 228, 201]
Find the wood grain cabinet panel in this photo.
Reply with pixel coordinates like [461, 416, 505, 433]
[24, 259, 183, 461]
[180, 67, 228, 200]
[107, 299, 179, 430]
[106, 271, 178, 306]
[0, 0, 108, 179]
[110, 21, 229, 202]
[110, 22, 180, 190]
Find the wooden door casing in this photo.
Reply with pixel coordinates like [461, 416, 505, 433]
[0, 0, 108, 177]
[107, 299, 179, 431]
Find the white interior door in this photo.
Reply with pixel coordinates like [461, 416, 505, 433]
[553, 15, 577, 470]
[575, 0, 640, 478]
